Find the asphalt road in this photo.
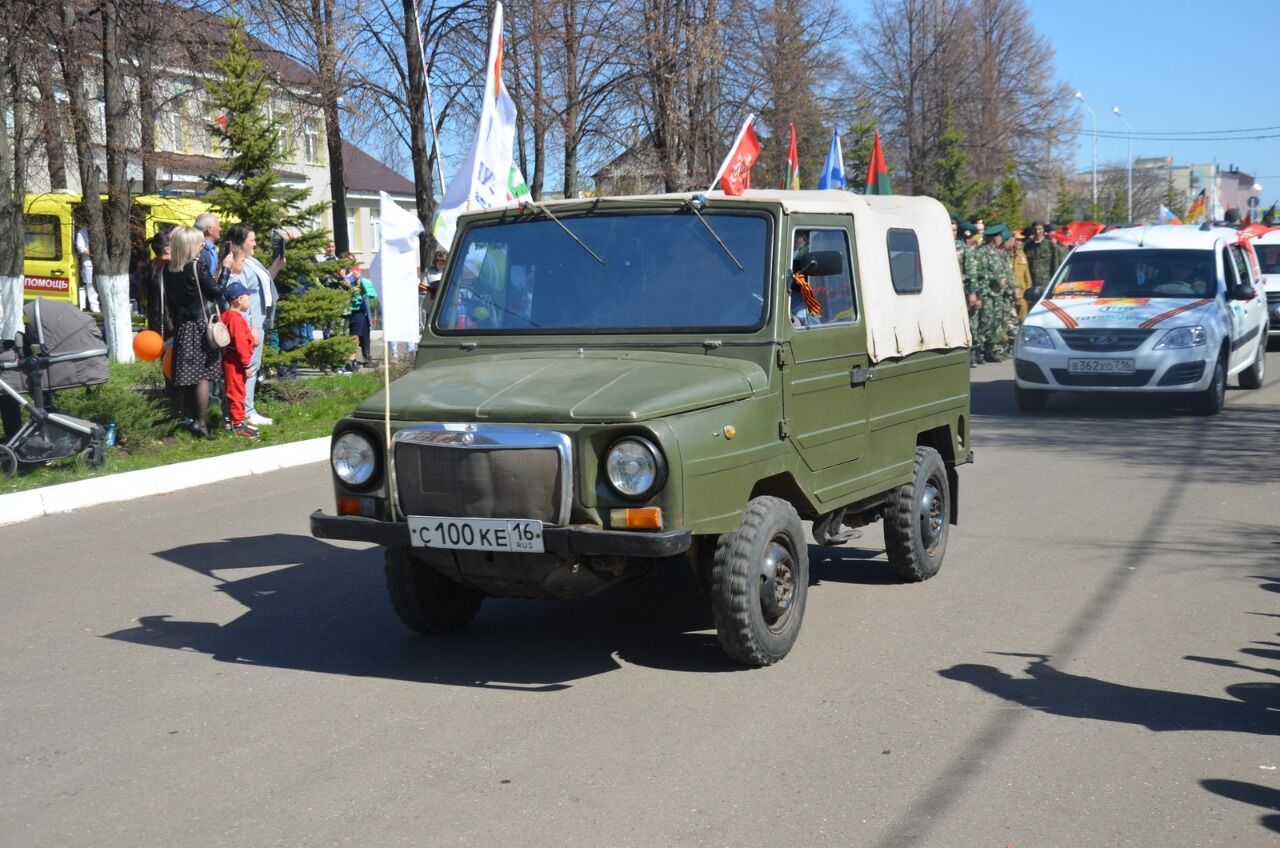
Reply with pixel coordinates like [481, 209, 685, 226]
[3, 356, 1278, 848]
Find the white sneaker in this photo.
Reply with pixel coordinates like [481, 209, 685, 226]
[247, 413, 274, 426]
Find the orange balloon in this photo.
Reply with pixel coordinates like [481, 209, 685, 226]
[162, 342, 174, 380]
[133, 329, 165, 361]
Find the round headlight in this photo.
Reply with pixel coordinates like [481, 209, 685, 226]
[605, 437, 665, 498]
[332, 431, 377, 487]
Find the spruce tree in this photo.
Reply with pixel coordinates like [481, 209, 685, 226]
[843, 102, 878, 194]
[1051, 174, 1077, 225]
[203, 16, 353, 371]
[992, 161, 1027, 231]
[931, 110, 978, 216]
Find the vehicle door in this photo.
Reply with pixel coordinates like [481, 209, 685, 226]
[781, 220, 869, 478]
[22, 206, 76, 304]
[1223, 244, 1264, 369]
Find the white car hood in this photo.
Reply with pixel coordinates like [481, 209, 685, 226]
[1025, 295, 1215, 330]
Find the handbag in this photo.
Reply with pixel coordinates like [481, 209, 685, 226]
[199, 273, 231, 349]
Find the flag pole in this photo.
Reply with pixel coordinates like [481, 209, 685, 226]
[410, 0, 448, 195]
[383, 322, 396, 522]
[710, 113, 755, 191]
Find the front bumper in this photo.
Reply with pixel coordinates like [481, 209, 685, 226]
[311, 510, 693, 559]
[1014, 339, 1215, 393]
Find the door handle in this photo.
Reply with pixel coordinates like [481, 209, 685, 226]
[850, 366, 873, 387]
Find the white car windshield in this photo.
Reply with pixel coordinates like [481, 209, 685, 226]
[433, 211, 771, 334]
[1049, 249, 1217, 299]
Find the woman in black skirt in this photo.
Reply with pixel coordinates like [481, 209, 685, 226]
[164, 226, 228, 438]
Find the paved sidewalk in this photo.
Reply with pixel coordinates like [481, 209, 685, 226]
[0, 437, 329, 527]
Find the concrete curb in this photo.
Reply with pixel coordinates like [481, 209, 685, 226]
[0, 437, 330, 527]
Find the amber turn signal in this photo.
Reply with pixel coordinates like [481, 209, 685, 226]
[609, 507, 663, 530]
[337, 495, 379, 517]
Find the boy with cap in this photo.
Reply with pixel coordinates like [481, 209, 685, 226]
[221, 281, 258, 438]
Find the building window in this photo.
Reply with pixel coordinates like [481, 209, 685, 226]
[347, 212, 360, 252]
[303, 118, 325, 165]
[371, 216, 382, 254]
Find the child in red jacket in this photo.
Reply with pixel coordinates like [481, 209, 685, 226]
[221, 281, 258, 438]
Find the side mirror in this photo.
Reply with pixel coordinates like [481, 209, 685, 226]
[1230, 283, 1256, 301]
[793, 250, 843, 277]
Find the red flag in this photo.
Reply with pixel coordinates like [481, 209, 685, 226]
[784, 123, 800, 190]
[865, 130, 891, 195]
[714, 114, 761, 196]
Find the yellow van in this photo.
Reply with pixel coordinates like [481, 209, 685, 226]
[23, 194, 79, 305]
[22, 193, 219, 307]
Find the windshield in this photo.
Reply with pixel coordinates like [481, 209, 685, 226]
[1255, 243, 1280, 274]
[433, 211, 771, 333]
[1048, 249, 1218, 299]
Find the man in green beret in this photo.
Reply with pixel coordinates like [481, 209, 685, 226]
[955, 219, 984, 366]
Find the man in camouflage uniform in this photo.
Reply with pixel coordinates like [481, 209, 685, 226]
[1023, 221, 1066, 300]
[970, 227, 1011, 362]
[954, 219, 984, 367]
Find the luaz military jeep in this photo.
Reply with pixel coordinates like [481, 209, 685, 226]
[312, 189, 972, 666]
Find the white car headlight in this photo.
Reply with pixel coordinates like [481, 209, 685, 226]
[1154, 325, 1207, 350]
[1018, 325, 1054, 349]
[605, 437, 665, 498]
[332, 431, 377, 487]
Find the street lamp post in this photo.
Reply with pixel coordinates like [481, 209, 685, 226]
[1112, 107, 1133, 222]
[1074, 91, 1097, 216]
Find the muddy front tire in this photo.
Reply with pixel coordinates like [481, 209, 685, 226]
[884, 447, 950, 582]
[711, 496, 809, 667]
[385, 547, 484, 635]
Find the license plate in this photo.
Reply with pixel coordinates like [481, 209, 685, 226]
[407, 516, 545, 553]
[1068, 358, 1135, 374]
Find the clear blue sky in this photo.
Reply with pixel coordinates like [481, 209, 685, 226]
[846, 0, 1280, 209]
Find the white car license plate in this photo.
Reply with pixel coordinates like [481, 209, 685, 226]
[407, 516, 545, 553]
[1068, 358, 1135, 375]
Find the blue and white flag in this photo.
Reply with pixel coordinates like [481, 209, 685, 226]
[817, 129, 845, 190]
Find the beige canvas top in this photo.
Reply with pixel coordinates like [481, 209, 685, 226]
[528, 189, 973, 362]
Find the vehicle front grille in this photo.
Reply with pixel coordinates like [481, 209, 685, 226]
[1157, 362, 1206, 386]
[1267, 291, 1280, 304]
[393, 426, 569, 524]
[1058, 328, 1154, 352]
[1051, 369, 1155, 387]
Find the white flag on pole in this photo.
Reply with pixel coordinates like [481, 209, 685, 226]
[430, 1, 530, 250]
[371, 191, 425, 345]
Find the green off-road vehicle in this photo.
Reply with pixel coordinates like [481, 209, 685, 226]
[312, 189, 972, 666]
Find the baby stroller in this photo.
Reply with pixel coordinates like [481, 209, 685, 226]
[0, 298, 109, 478]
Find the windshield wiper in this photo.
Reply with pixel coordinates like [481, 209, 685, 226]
[685, 194, 744, 271]
[521, 199, 604, 266]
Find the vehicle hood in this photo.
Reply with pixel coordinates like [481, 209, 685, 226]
[1024, 295, 1217, 330]
[356, 349, 769, 423]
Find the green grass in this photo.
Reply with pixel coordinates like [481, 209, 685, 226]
[1, 361, 387, 494]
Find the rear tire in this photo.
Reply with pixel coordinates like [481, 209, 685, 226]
[1238, 337, 1266, 389]
[1014, 386, 1049, 411]
[884, 447, 950, 582]
[711, 496, 809, 667]
[385, 547, 484, 635]
[1194, 354, 1227, 415]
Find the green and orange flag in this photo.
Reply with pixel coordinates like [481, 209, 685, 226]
[866, 130, 892, 195]
[784, 123, 800, 190]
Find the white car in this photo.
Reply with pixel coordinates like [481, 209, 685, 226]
[1253, 228, 1280, 339]
[1013, 225, 1269, 414]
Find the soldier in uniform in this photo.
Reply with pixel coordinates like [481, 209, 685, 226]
[1023, 221, 1066, 302]
[976, 227, 1012, 361]
[955, 220, 984, 367]
[1007, 228, 1032, 323]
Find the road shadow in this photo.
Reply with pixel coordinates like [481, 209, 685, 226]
[1200, 780, 1280, 835]
[809, 541, 899, 585]
[971, 376, 1280, 484]
[938, 654, 1278, 735]
[102, 533, 746, 691]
